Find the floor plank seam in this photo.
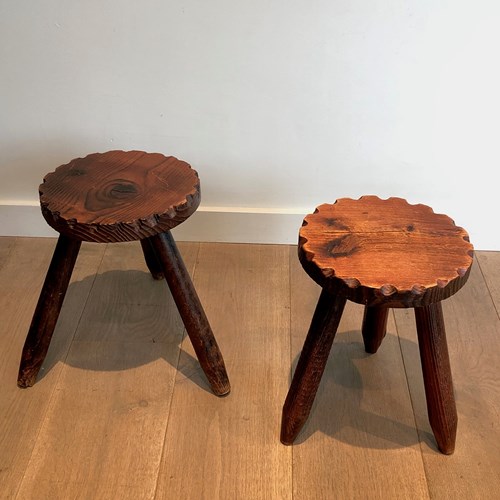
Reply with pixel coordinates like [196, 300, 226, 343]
[151, 332, 186, 500]
[392, 308, 432, 499]
[152, 241, 201, 500]
[476, 255, 500, 321]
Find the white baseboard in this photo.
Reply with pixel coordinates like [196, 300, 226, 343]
[1, 203, 496, 250]
[0, 204, 307, 245]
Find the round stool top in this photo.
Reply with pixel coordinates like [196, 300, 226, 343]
[39, 150, 201, 242]
[299, 196, 474, 307]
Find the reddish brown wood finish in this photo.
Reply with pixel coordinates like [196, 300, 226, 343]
[362, 306, 388, 354]
[18, 234, 81, 387]
[281, 289, 346, 444]
[415, 303, 457, 454]
[149, 232, 230, 396]
[18, 151, 230, 396]
[140, 239, 164, 280]
[39, 150, 200, 242]
[299, 196, 474, 307]
[282, 196, 474, 453]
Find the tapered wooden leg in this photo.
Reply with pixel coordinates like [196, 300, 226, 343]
[140, 238, 164, 280]
[362, 306, 389, 354]
[18, 234, 81, 388]
[415, 302, 457, 454]
[281, 289, 346, 444]
[148, 231, 230, 396]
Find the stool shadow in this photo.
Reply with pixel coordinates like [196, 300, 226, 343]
[38, 270, 212, 393]
[291, 333, 434, 450]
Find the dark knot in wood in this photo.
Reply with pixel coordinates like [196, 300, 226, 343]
[68, 168, 86, 176]
[109, 182, 139, 199]
[326, 235, 358, 258]
[84, 179, 140, 212]
[325, 218, 349, 230]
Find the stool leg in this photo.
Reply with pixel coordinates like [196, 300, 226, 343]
[281, 289, 346, 445]
[140, 239, 164, 280]
[148, 231, 230, 396]
[362, 306, 389, 354]
[415, 303, 457, 454]
[18, 234, 81, 388]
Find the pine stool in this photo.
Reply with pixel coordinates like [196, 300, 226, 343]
[17, 150, 230, 396]
[281, 196, 474, 454]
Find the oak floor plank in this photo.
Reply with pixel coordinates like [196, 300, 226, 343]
[15, 241, 198, 499]
[0, 237, 105, 500]
[288, 247, 430, 500]
[154, 243, 293, 500]
[394, 260, 500, 499]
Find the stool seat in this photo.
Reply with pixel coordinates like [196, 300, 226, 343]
[40, 150, 200, 242]
[18, 151, 230, 397]
[281, 196, 474, 454]
[299, 196, 474, 307]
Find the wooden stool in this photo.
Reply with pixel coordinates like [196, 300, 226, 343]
[17, 150, 230, 396]
[281, 196, 474, 454]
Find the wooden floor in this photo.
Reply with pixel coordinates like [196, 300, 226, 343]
[0, 237, 499, 499]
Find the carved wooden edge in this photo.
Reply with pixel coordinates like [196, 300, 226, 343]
[298, 196, 475, 307]
[38, 151, 201, 242]
[309, 196, 468, 235]
[40, 192, 201, 243]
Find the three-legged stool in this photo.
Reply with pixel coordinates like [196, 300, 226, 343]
[281, 196, 474, 454]
[17, 150, 230, 396]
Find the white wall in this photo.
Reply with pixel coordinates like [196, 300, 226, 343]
[1, 1, 498, 249]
